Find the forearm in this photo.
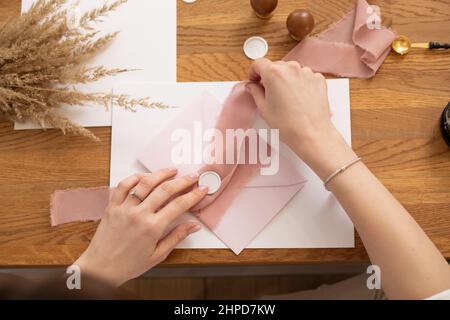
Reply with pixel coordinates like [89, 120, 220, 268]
[291, 127, 450, 299]
[245, 58, 450, 299]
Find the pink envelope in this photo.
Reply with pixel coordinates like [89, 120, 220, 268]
[138, 88, 307, 254]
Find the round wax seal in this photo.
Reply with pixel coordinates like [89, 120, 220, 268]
[286, 9, 315, 41]
[244, 36, 269, 60]
[250, 0, 278, 19]
[199, 171, 222, 195]
[182, 0, 197, 3]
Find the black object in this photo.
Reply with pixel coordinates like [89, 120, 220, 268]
[441, 102, 450, 147]
[429, 42, 450, 50]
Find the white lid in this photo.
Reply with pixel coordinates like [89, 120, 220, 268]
[243, 36, 269, 60]
[199, 171, 222, 195]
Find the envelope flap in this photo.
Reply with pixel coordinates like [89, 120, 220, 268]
[137, 90, 223, 176]
[246, 148, 307, 188]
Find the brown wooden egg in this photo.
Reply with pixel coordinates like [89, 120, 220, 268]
[286, 9, 315, 41]
[250, 0, 278, 19]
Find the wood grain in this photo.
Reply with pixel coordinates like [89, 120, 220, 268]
[0, 0, 449, 267]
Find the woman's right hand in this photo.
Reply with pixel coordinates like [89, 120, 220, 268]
[247, 59, 450, 300]
[246, 58, 356, 180]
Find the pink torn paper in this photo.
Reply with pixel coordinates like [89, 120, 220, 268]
[283, 0, 396, 78]
[50, 187, 111, 226]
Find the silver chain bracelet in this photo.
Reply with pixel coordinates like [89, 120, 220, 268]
[323, 157, 362, 191]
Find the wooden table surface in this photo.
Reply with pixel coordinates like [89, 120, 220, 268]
[0, 0, 449, 267]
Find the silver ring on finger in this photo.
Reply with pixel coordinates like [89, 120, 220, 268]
[129, 189, 144, 202]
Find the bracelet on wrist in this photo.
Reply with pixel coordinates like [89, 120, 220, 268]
[323, 157, 362, 191]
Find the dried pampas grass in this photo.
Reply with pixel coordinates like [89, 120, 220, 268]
[0, 0, 166, 141]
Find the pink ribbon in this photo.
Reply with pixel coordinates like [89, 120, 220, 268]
[189, 83, 260, 212]
[50, 187, 111, 226]
[284, 0, 396, 78]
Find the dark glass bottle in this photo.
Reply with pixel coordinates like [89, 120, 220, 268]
[441, 102, 450, 147]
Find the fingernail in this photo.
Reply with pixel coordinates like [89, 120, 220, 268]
[189, 172, 199, 179]
[199, 185, 209, 192]
[189, 224, 202, 234]
[167, 167, 178, 173]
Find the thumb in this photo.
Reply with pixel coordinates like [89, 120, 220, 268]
[245, 82, 266, 109]
[153, 223, 201, 261]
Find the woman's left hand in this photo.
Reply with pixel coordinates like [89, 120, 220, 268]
[74, 168, 208, 287]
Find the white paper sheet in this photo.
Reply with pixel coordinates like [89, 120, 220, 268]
[110, 81, 355, 249]
[15, 0, 176, 129]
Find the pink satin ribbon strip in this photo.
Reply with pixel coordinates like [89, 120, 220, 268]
[50, 187, 111, 226]
[189, 83, 261, 212]
[284, 0, 396, 78]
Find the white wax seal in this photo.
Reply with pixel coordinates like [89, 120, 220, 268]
[182, 0, 197, 3]
[199, 171, 222, 195]
[243, 36, 269, 60]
